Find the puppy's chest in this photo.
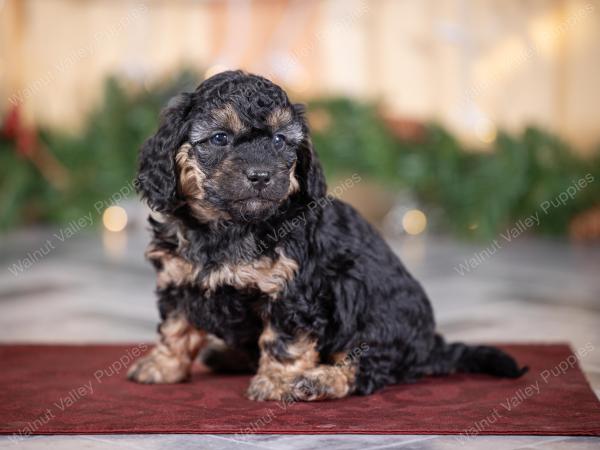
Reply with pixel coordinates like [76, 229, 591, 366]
[201, 248, 298, 298]
[147, 236, 298, 298]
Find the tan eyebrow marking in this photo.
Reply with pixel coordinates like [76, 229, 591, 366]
[266, 108, 293, 129]
[212, 104, 247, 135]
[267, 108, 304, 143]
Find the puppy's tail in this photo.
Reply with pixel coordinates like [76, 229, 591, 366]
[419, 334, 528, 378]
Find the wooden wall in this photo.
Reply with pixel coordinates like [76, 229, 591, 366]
[1, 0, 599, 151]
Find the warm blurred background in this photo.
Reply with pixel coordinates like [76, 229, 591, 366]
[1, 0, 600, 240]
[0, 0, 599, 369]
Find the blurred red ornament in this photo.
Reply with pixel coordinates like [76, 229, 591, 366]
[570, 206, 600, 241]
[1, 103, 69, 189]
[1, 104, 38, 156]
[382, 115, 427, 142]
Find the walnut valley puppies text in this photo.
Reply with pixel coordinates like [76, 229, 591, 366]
[10, 344, 147, 442]
[454, 173, 594, 275]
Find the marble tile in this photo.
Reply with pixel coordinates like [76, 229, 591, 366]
[0, 434, 267, 450]
[2, 435, 599, 450]
[376, 435, 600, 449]
[232, 434, 434, 450]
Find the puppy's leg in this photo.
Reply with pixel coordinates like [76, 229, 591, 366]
[200, 334, 257, 374]
[128, 313, 205, 383]
[247, 327, 316, 401]
[247, 327, 356, 401]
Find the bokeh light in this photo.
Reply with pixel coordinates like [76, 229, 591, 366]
[402, 209, 427, 235]
[102, 206, 128, 232]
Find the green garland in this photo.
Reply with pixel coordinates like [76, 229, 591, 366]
[310, 98, 600, 238]
[1, 75, 598, 239]
[0, 72, 197, 229]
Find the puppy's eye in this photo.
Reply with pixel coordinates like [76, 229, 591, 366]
[273, 134, 286, 149]
[210, 132, 229, 146]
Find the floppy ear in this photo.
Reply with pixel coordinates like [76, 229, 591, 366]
[136, 93, 192, 213]
[293, 103, 327, 201]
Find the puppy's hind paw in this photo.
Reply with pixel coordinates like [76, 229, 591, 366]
[127, 353, 190, 384]
[291, 375, 329, 401]
[246, 375, 292, 401]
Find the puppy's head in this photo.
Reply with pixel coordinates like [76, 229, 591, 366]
[137, 70, 326, 222]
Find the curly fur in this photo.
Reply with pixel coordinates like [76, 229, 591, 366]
[128, 70, 527, 400]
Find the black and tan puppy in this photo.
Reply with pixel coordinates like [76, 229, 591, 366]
[128, 70, 526, 401]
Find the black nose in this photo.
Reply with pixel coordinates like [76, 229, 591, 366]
[245, 169, 271, 189]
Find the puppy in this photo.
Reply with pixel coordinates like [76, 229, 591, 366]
[128, 70, 526, 401]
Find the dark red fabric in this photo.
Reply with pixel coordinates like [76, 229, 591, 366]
[1, 344, 599, 436]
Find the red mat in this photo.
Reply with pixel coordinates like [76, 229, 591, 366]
[1, 344, 599, 438]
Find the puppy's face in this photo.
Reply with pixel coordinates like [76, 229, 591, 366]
[183, 100, 302, 222]
[137, 71, 325, 222]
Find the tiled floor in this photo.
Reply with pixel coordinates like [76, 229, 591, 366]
[1, 224, 599, 449]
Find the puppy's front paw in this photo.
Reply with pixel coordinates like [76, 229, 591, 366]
[291, 374, 328, 401]
[291, 370, 352, 401]
[246, 374, 291, 401]
[127, 352, 189, 384]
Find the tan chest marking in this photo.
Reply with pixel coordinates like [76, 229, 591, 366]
[146, 246, 199, 289]
[201, 248, 298, 297]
